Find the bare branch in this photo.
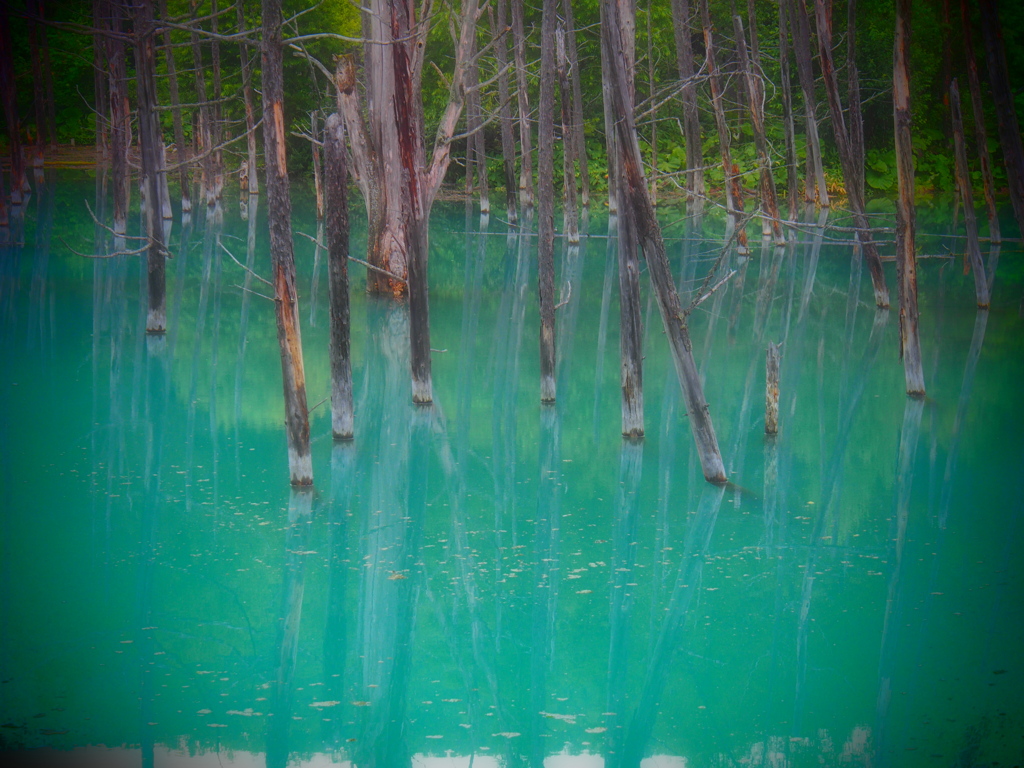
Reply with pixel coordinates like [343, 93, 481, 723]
[220, 241, 273, 287]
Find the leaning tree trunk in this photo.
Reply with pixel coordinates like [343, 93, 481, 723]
[511, 0, 534, 209]
[893, 0, 925, 396]
[133, 0, 168, 334]
[670, 0, 704, 203]
[325, 114, 354, 438]
[493, 0, 518, 222]
[960, 0, 999, 241]
[814, 0, 890, 308]
[950, 79, 990, 308]
[603, 0, 726, 483]
[977, 0, 1024, 238]
[159, 0, 191, 211]
[262, 0, 313, 485]
[237, 0, 260, 195]
[538, 0, 557, 403]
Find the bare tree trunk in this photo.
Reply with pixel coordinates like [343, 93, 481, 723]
[960, 0, 998, 241]
[645, 3, 658, 207]
[734, 13, 784, 243]
[561, 0, 590, 207]
[108, 0, 131, 235]
[894, 0, 925, 396]
[847, 0, 866, 203]
[209, 0, 224, 201]
[814, 0, 890, 308]
[133, 0, 167, 334]
[950, 79, 990, 308]
[158, 0, 190, 212]
[465, 33, 490, 215]
[603, 0, 726, 483]
[325, 114, 353, 438]
[262, 0, 313, 485]
[599, 0, 619, 214]
[93, 0, 110, 163]
[670, 0, 704, 203]
[512, 0, 534, 209]
[190, 0, 214, 206]
[556, 25, 579, 244]
[492, 0, 518, 223]
[0, 3, 27, 205]
[698, 0, 737, 217]
[787, 0, 829, 205]
[312, 111, 324, 221]
[977, 0, 1024, 238]
[28, 1, 47, 164]
[538, 0, 557, 402]
[237, 0, 260, 196]
[765, 341, 780, 435]
[778, 0, 799, 214]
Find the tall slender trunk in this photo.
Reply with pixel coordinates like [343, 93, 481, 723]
[133, 0, 168, 334]
[38, 1, 56, 152]
[670, 0, 704, 202]
[814, 0, 889, 308]
[599, 0, 619, 214]
[847, 0, 866, 202]
[778, 0, 799, 213]
[262, 0, 313, 485]
[465, 33, 490, 215]
[977, 0, 1024, 237]
[698, 0, 736, 217]
[29, 1, 47, 163]
[787, 0, 829, 205]
[556, 25, 579, 244]
[645, 3, 658, 207]
[0, 2, 28, 204]
[561, 0, 590, 207]
[190, 0, 214, 206]
[960, 0, 998, 241]
[210, 0, 224, 201]
[603, 0, 726, 483]
[108, 0, 131, 235]
[492, 0, 518, 221]
[325, 114, 353, 439]
[312, 111, 324, 220]
[950, 79, 989, 307]
[538, 0, 557, 402]
[237, 0, 260, 195]
[894, 0, 924, 396]
[511, 0, 534, 209]
[93, 0, 110, 163]
[159, 0, 191, 211]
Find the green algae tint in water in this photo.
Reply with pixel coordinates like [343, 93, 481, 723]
[2, 172, 1024, 768]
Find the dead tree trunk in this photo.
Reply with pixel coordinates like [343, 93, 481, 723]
[787, 0, 828, 205]
[814, 0, 890, 308]
[734, 13, 784, 243]
[561, 0, 590, 207]
[512, 0, 534, 209]
[670, 0, 704, 203]
[237, 0, 260, 196]
[158, 0, 191, 211]
[960, 0, 998, 241]
[465, 33, 490, 215]
[847, 0, 866, 202]
[325, 114, 353, 439]
[311, 111, 324, 220]
[893, 0, 925, 396]
[950, 79, 990, 308]
[765, 341, 780, 435]
[189, 0, 214, 206]
[133, 0, 168, 334]
[778, 0, 799, 213]
[492, 0, 517, 222]
[977, 0, 1024, 238]
[645, 3, 658, 207]
[698, 0, 737, 218]
[262, 0, 313, 485]
[93, 0, 110, 162]
[108, 0, 131, 235]
[603, 0, 726, 483]
[599, 0, 620, 214]
[556, 24, 579, 244]
[0, 3, 27, 205]
[538, 0, 557, 402]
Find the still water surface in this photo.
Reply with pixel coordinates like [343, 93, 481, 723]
[2, 172, 1023, 767]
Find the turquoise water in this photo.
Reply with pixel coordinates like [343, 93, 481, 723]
[2, 172, 1023, 768]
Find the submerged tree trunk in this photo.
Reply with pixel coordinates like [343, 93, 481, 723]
[492, 0, 518, 222]
[512, 0, 534, 209]
[950, 80, 989, 308]
[670, 0, 704, 203]
[814, 0, 890, 308]
[960, 0, 998, 241]
[538, 0, 557, 402]
[133, 0, 168, 334]
[893, 0, 925, 396]
[603, 0, 726, 483]
[977, 0, 1024, 237]
[262, 0, 313, 485]
[556, 25, 579, 244]
[325, 114, 354, 438]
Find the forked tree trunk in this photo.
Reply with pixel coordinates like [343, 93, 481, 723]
[512, 0, 534, 209]
[237, 0, 260, 195]
[556, 25, 579, 244]
[133, 0, 168, 334]
[950, 79, 989, 308]
[814, 0, 890, 308]
[602, 0, 726, 483]
[492, 0, 518, 222]
[670, 0, 704, 202]
[561, 0, 590, 207]
[977, 0, 1024, 237]
[893, 0, 925, 396]
[325, 114, 353, 438]
[262, 0, 313, 485]
[538, 0, 557, 402]
[960, 0, 998, 241]
[787, 0, 829, 205]
[158, 0, 191, 211]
